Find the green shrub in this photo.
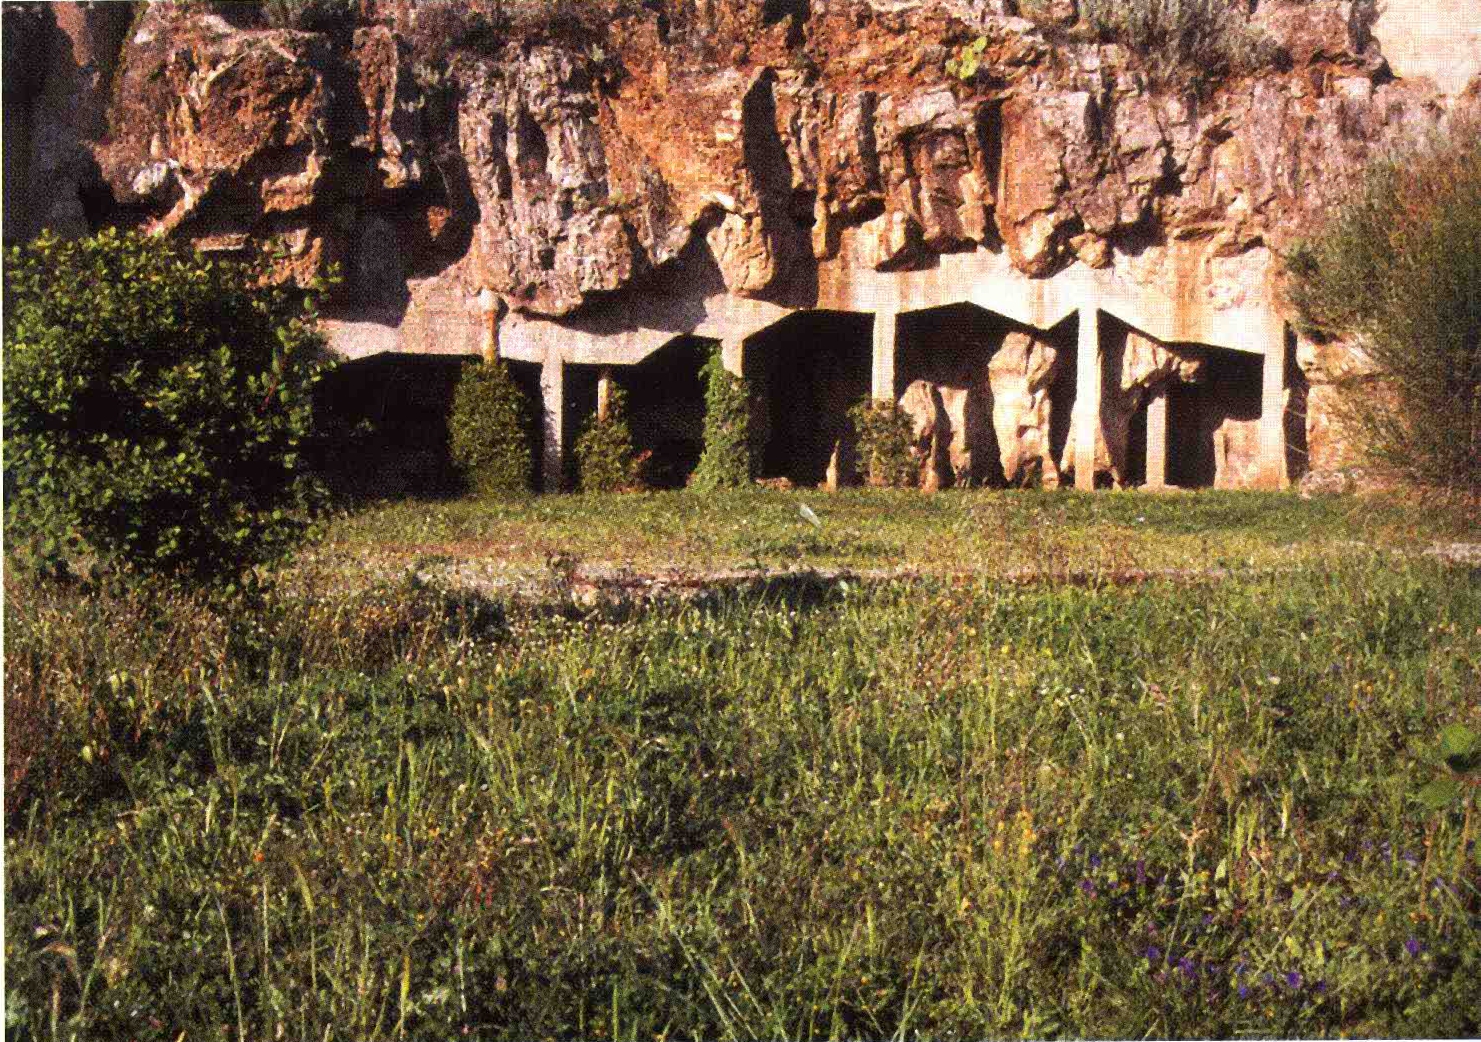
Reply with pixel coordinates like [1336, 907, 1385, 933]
[1286, 128, 1481, 493]
[575, 383, 641, 493]
[2, 228, 330, 585]
[849, 397, 916, 489]
[691, 348, 753, 491]
[448, 358, 533, 494]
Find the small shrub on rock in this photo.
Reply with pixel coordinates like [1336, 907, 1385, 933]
[692, 348, 753, 491]
[448, 358, 533, 494]
[575, 384, 641, 493]
[3, 228, 330, 586]
[260, 0, 358, 31]
[849, 397, 917, 488]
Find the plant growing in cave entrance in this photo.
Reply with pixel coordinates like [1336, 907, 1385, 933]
[849, 397, 916, 489]
[448, 359, 532, 495]
[1286, 127, 1481, 494]
[691, 348, 753, 491]
[575, 384, 641, 493]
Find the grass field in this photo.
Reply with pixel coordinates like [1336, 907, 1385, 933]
[5, 490, 1480, 1039]
[317, 487, 1478, 583]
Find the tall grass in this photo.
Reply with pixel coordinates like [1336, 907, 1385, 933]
[6, 554, 1480, 1038]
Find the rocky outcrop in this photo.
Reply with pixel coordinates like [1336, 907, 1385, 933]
[5, 0, 1478, 485]
[987, 331, 1062, 487]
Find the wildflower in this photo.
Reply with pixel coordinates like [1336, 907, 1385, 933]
[1405, 937, 1422, 957]
[1237, 983, 1250, 1000]
[1178, 957, 1197, 980]
[1145, 946, 1162, 962]
[1284, 970, 1302, 990]
[1079, 878, 1096, 898]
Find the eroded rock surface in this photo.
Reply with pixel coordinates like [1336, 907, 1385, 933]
[5, 0, 1478, 484]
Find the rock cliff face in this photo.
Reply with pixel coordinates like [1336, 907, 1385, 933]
[5, 0, 1477, 488]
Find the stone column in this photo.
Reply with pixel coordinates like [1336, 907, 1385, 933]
[1256, 314, 1288, 490]
[1144, 386, 1168, 490]
[597, 366, 613, 423]
[721, 336, 745, 378]
[1073, 304, 1102, 491]
[540, 347, 566, 493]
[872, 309, 898, 403]
[478, 288, 501, 362]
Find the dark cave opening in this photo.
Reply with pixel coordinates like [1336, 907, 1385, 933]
[747, 311, 872, 487]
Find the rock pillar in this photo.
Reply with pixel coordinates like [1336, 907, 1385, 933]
[597, 366, 613, 423]
[478, 288, 501, 363]
[540, 347, 566, 493]
[1144, 387, 1168, 490]
[872, 310, 898, 403]
[721, 336, 745, 378]
[1256, 315, 1288, 490]
[1073, 305, 1102, 491]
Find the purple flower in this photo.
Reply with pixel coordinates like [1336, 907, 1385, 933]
[1314, 981, 1328, 995]
[1089, 854, 1102, 869]
[1405, 938, 1422, 957]
[1201, 912, 1214, 927]
[1178, 957, 1197, 980]
[1285, 970, 1303, 990]
[1079, 878, 1097, 898]
[1237, 984, 1250, 1000]
[1135, 859, 1147, 885]
[1146, 946, 1162, 962]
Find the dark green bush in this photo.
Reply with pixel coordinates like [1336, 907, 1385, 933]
[691, 348, 753, 492]
[575, 383, 641, 493]
[849, 397, 916, 489]
[2, 228, 330, 585]
[1286, 128, 1481, 493]
[448, 358, 533, 494]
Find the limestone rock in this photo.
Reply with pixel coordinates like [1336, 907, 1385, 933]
[987, 331, 1062, 487]
[2, 0, 1472, 426]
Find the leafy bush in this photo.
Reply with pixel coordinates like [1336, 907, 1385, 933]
[575, 383, 641, 493]
[2, 228, 330, 585]
[448, 358, 533, 494]
[1286, 129, 1481, 493]
[849, 397, 917, 489]
[691, 348, 753, 491]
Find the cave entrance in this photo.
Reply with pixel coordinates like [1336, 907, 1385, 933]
[624, 336, 711, 489]
[567, 337, 711, 490]
[747, 310, 873, 487]
[312, 352, 474, 500]
[897, 304, 1077, 488]
[1165, 348, 1263, 489]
